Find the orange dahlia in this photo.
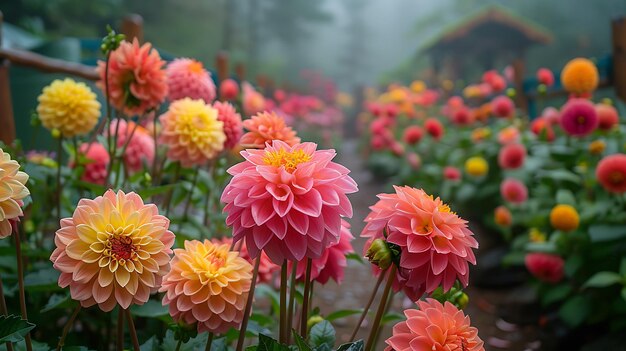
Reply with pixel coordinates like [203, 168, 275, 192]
[0, 149, 29, 238]
[50, 190, 174, 311]
[385, 299, 484, 351]
[97, 39, 168, 116]
[240, 111, 300, 149]
[561, 58, 599, 95]
[160, 240, 252, 334]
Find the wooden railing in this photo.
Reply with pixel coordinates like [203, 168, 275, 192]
[0, 13, 144, 145]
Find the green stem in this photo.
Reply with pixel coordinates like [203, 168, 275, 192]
[113, 121, 141, 188]
[174, 339, 182, 351]
[204, 332, 214, 351]
[164, 163, 182, 217]
[279, 261, 288, 344]
[117, 308, 124, 351]
[13, 226, 32, 351]
[56, 305, 81, 351]
[236, 258, 261, 351]
[286, 262, 298, 344]
[299, 258, 313, 338]
[56, 137, 63, 221]
[125, 309, 140, 351]
[178, 167, 200, 233]
[364, 265, 396, 351]
[349, 271, 386, 341]
[0, 273, 14, 351]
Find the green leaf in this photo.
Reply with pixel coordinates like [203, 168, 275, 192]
[291, 330, 312, 351]
[336, 340, 364, 351]
[541, 284, 572, 306]
[40, 293, 73, 313]
[564, 255, 583, 278]
[582, 272, 623, 289]
[131, 299, 168, 317]
[345, 253, 364, 264]
[559, 295, 590, 328]
[140, 336, 158, 351]
[538, 169, 581, 184]
[380, 312, 404, 325]
[325, 309, 362, 322]
[556, 189, 576, 206]
[309, 321, 335, 349]
[589, 225, 626, 242]
[620, 257, 626, 275]
[0, 315, 36, 343]
[136, 184, 176, 199]
[256, 334, 289, 351]
[24, 267, 60, 289]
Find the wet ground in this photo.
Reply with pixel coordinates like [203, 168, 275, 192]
[311, 140, 542, 350]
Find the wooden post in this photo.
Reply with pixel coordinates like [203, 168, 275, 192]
[0, 11, 16, 145]
[121, 14, 144, 43]
[216, 52, 229, 82]
[612, 17, 626, 102]
[512, 56, 528, 111]
[235, 63, 246, 81]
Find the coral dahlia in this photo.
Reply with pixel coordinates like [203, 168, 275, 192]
[525, 253, 564, 284]
[107, 119, 155, 173]
[97, 39, 168, 116]
[50, 190, 174, 311]
[361, 186, 478, 300]
[240, 111, 300, 149]
[385, 299, 484, 351]
[213, 101, 243, 150]
[71, 143, 110, 185]
[596, 154, 626, 193]
[222, 140, 358, 263]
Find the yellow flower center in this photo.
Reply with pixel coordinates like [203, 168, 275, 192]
[192, 247, 229, 281]
[263, 149, 312, 173]
[188, 61, 204, 74]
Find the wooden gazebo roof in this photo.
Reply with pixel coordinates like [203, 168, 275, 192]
[419, 5, 553, 58]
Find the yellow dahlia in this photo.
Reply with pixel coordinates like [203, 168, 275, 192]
[159, 98, 226, 167]
[549, 204, 579, 232]
[0, 149, 29, 238]
[160, 240, 252, 334]
[465, 156, 488, 177]
[37, 78, 101, 137]
[50, 190, 174, 311]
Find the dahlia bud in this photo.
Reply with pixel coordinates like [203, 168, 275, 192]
[307, 315, 324, 331]
[506, 88, 516, 98]
[366, 238, 393, 270]
[51, 128, 61, 139]
[458, 292, 469, 309]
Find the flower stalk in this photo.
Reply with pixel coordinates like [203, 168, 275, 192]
[13, 225, 32, 351]
[364, 265, 397, 351]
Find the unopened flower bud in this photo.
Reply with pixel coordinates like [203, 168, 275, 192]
[366, 238, 392, 270]
[51, 128, 61, 139]
[458, 292, 469, 309]
[307, 315, 324, 330]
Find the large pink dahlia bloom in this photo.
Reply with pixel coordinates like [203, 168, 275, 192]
[221, 140, 358, 263]
[50, 190, 174, 311]
[361, 186, 478, 301]
[385, 299, 484, 351]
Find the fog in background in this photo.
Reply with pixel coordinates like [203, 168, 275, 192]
[2, 0, 626, 90]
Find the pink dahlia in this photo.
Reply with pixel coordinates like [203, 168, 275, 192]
[290, 220, 354, 285]
[96, 39, 167, 116]
[531, 118, 555, 142]
[537, 68, 555, 87]
[213, 101, 243, 150]
[559, 98, 598, 137]
[497, 127, 520, 145]
[596, 154, 626, 193]
[424, 118, 444, 141]
[443, 166, 461, 181]
[491, 96, 515, 118]
[451, 107, 474, 126]
[403, 126, 423, 145]
[166, 58, 216, 103]
[385, 299, 484, 351]
[107, 119, 155, 173]
[72, 142, 110, 185]
[361, 187, 478, 300]
[498, 143, 526, 170]
[242, 82, 266, 116]
[595, 104, 619, 131]
[525, 253, 564, 284]
[220, 78, 239, 101]
[222, 140, 358, 263]
[500, 178, 528, 204]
